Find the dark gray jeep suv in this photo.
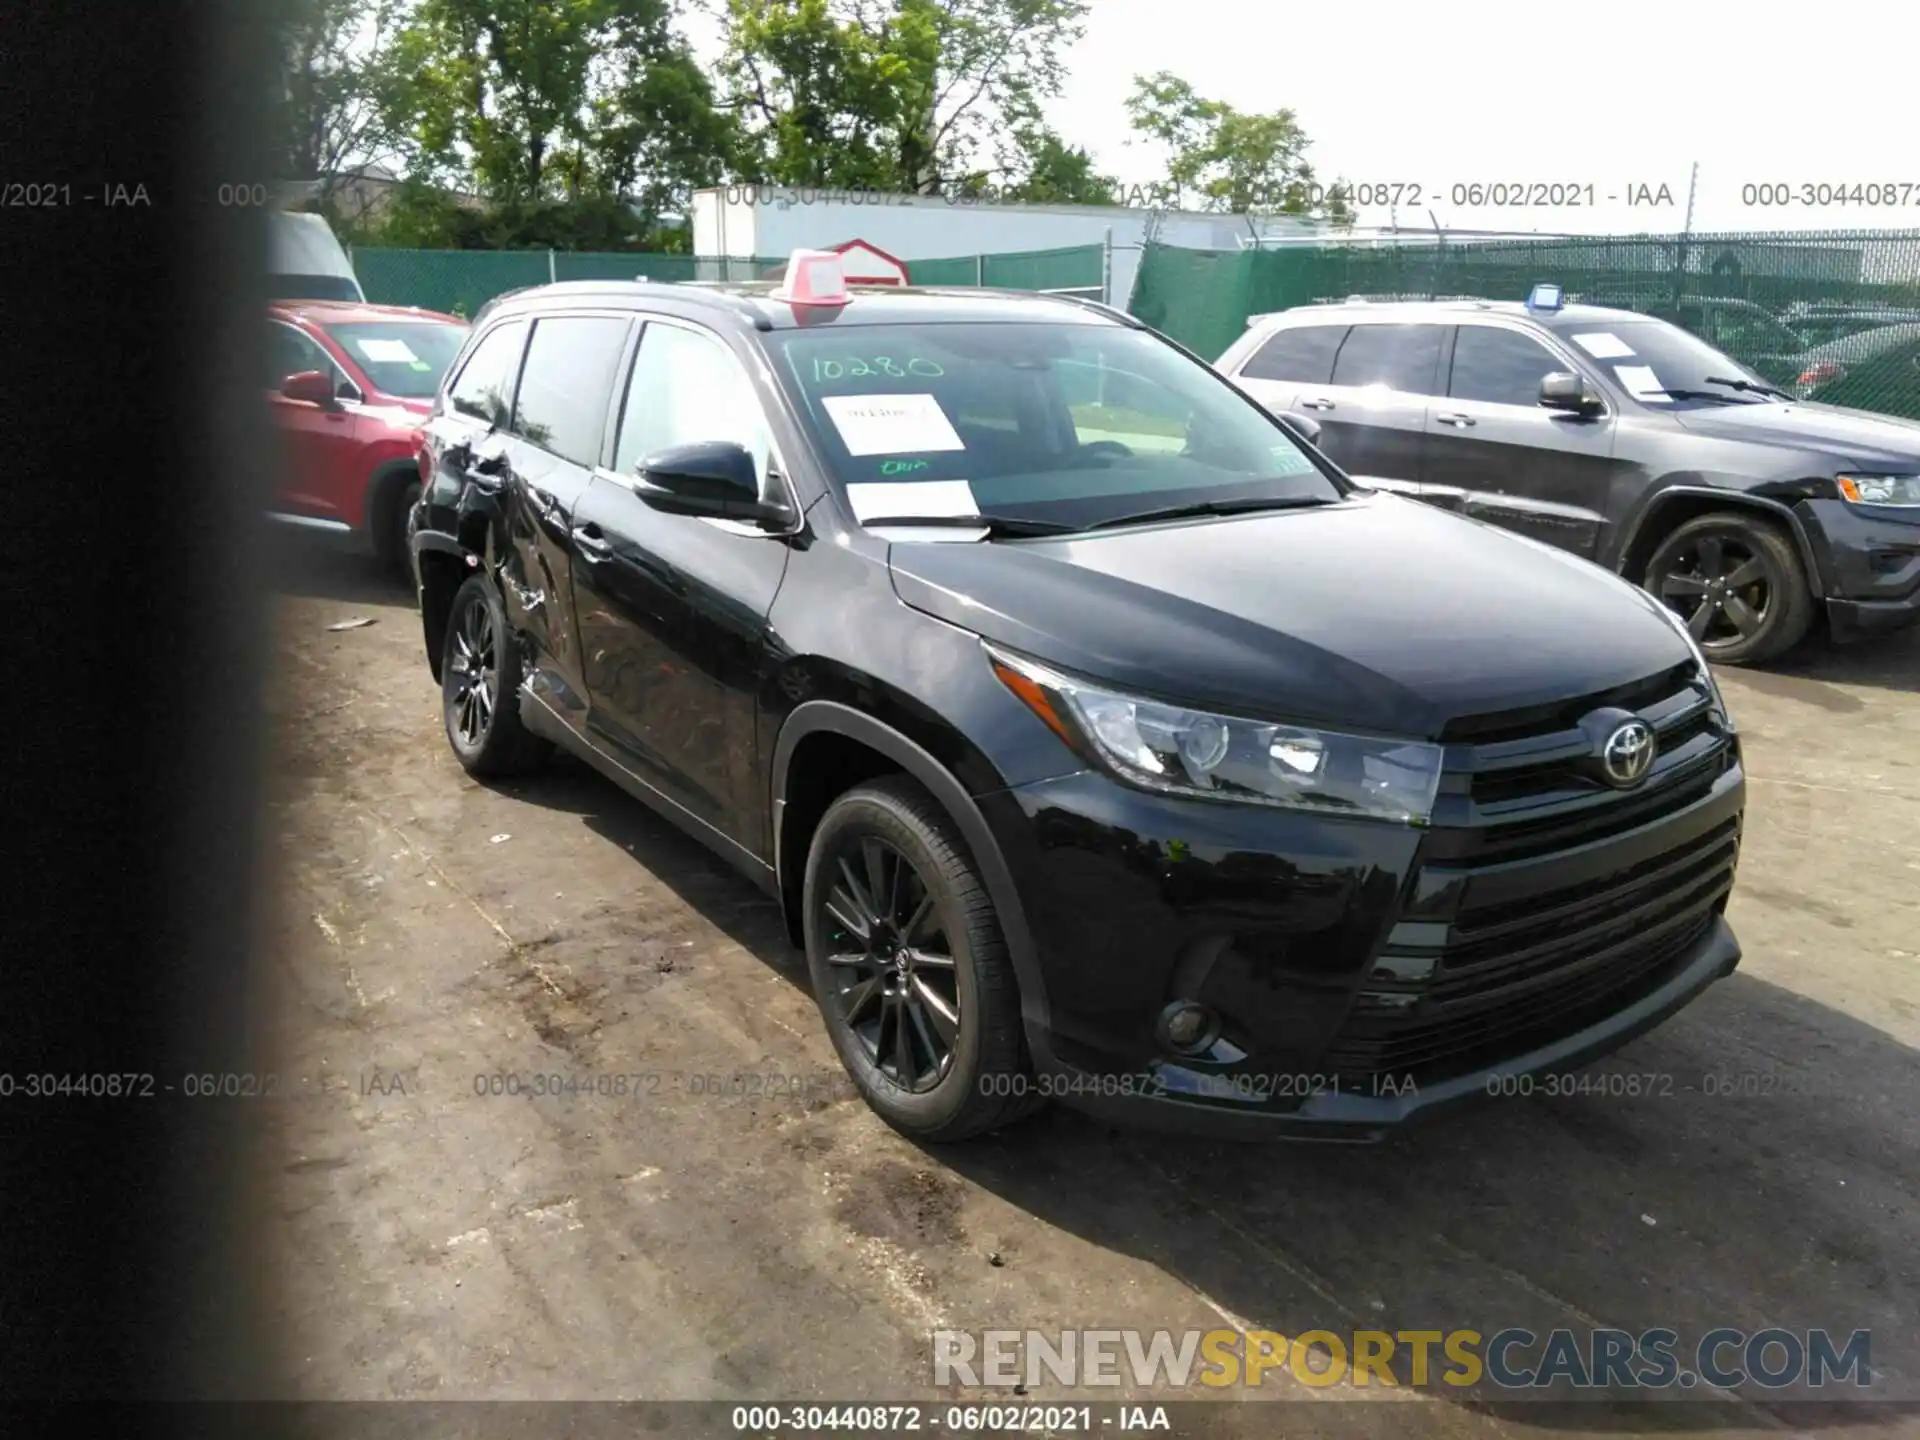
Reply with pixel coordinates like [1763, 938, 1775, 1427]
[1218, 295, 1920, 665]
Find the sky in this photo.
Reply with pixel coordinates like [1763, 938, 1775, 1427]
[1040, 0, 1915, 234]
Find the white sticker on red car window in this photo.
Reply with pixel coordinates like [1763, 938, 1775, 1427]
[844, 479, 976, 522]
[1613, 365, 1669, 401]
[821, 393, 964, 456]
[1572, 332, 1635, 358]
[356, 338, 420, 364]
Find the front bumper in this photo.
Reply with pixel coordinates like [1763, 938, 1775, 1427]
[1051, 917, 1738, 1141]
[981, 719, 1744, 1141]
[1796, 498, 1920, 642]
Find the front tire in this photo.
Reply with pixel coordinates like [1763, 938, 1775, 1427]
[1643, 511, 1813, 666]
[440, 574, 549, 777]
[802, 777, 1040, 1143]
[375, 474, 423, 584]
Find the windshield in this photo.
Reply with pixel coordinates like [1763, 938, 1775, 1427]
[1559, 320, 1782, 407]
[270, 274, 364, 303]
[324, 320, 469, 398]
[764, 321, 1340, 528]
[1702, 306, 1805, 354]
[1793, 316, 1872, 347]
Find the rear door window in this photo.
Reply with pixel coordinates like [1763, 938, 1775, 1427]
[1238, 324, 1346, 383]
[510, 315, 633, 467]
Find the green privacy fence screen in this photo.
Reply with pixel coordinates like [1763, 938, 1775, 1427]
[351, 243, 1108, 320]
[1129, 230, 1920, 419]
[907, 244, 1105, 293]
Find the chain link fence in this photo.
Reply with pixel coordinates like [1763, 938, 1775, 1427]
[1129, 230, 1920, 419]
[352, 250, 788, 318]
[351, 243, 1108, 321]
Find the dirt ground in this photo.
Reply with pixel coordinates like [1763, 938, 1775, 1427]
[255, 543, 1919, 1436]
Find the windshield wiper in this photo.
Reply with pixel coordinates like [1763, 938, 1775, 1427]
[1079, 494, 1335, 531]
[1644, 388, 1758, 405]
[858, 512, 1079, 538]
[1703, 374, 1792, 400]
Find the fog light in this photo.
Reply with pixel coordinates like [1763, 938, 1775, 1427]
[1157, 1000, 1217, 1054]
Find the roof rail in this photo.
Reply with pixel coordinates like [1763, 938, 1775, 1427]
[1035, 290, 1140, 326]
[916, 284, 1141, 326]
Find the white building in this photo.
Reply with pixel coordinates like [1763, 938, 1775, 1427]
[690, 188, 1328, 306]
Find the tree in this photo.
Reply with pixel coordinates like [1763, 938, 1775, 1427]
[1124, 72, 1351, 222]
[274, 0, 411, 211]
[718, 0, 914, 188]
[385, 0, 732, 223]
[997, 127, 1116, 205]
[718, 0, 1091, 194]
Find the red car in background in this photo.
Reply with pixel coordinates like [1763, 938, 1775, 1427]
[267, 300, 469, 573]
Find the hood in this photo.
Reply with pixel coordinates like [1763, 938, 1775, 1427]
[887, 492, 1692, 739]
[1671, 401, 1920, 467]
[1802, 322, 1920, 364]
[355, 393, 435, 422]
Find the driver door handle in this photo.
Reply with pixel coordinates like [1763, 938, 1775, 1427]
[1299, 397, 1336, 410]
[1435, 412, 1476, 427]
[572, 522, 613, 558]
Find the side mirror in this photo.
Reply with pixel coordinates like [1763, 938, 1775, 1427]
[633, 440, 791, 527]
[1539, 371, 1603, 415]
[281, 369, 338, 406]
[1277, 410, 1322, 446]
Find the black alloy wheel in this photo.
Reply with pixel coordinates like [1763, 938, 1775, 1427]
[446, 591, 497, 750]
[440, 574, 549, 776]
[802, 778, 1040, 1142]
[1644, 512, 1812, 665]
[819, 833, 960, 1093]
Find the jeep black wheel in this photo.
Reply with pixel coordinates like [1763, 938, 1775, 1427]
[803, 777, 1040, 1142]
[1645, 512, 1812, 666]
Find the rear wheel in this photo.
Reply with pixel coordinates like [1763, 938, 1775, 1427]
[440, 574, 549, 777]
[802, 777, 1040, 1143]
[1643, 512, 1812, 666]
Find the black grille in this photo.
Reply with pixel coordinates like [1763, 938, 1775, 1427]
[1327, 912, 1717, 1080]
[1326, 664, 1742, 1085]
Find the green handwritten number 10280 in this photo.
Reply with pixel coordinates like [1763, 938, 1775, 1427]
[811, 356, 944, 380]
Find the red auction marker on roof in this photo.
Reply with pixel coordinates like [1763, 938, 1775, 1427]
[770, 249, 852, 307]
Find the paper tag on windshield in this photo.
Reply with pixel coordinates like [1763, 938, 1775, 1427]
[844, 479, 976, 522]
[1572, 332, 1635, 359]
[822, 393, 964, 456]
[1613, 365, 1670, 402]
[357, 338, 420, 364]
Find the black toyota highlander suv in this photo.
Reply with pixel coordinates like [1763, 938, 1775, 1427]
[409, 260, 1745, 1143]
[1218, 294, 1920, 665]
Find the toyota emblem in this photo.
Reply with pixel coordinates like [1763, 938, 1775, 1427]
[1601, 719, 1656, 787]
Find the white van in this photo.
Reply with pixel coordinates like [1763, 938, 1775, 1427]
[269, 212, 366, 302]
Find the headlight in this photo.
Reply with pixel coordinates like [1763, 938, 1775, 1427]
[987, 646, 1444, 825]
[1836, 473, 1920, 507]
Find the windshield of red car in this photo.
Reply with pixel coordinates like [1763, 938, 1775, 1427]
[325, 320, 469, 398]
